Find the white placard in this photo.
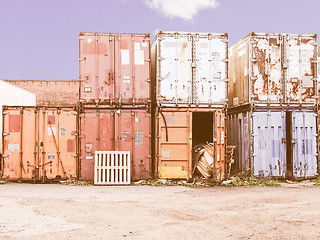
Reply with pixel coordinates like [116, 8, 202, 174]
[134, 42, 141, 50]
[135, 49, 144, 65]
[60, 127, 67, 136]
[48, 127, 56, 136]
[8, 144, 19, 152]
[121, 49, 130, 65]
[163, 149, 170, 158]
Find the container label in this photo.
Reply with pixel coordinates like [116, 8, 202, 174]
[135, 130, 143, 146]
[86, 156, 93, 160]
[163, 150, 170, 159]
[134, 42, 141, 50]
[48, 127, 56, 136]
[121, 50, 130, 65]
[123, 76, 130, 84]
[84, 87, 92, 93]
[123, 131, 131, 142]
[8, 144, 19, 152]
[60, 127, 67, 136]
[48, 153, 55, 160]
[135, 49, 144, 65]
[135, 117, 139, 122]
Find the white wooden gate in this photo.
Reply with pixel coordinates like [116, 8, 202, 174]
[94, 151, 131, 185]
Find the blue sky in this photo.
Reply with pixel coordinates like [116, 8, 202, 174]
[0, 0, 319, 79]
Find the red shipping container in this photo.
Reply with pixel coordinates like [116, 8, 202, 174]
[79, 108, 151, 181]
[79, 32, 150, 106]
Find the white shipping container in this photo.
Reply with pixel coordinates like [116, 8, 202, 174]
[151, 31, 228, 107]
[0, 80, 36, 150]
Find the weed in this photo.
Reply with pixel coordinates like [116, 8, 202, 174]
[0, 180, 8, 185]
[222, 176, 281, 187]
[62, 179, 93, 186]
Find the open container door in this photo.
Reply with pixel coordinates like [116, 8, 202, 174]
[157, 111, 192, 179]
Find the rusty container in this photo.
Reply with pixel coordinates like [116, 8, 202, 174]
[79, 107, 151, 181]
[151, 31, 228, 107]
[154, 108, 226, 180]
[79, 32, 151, 106]
[227, 105, 318, 179]
[2, 106, 78, 181]
[229, 32, 318, 107]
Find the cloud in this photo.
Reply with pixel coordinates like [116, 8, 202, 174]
[143, 0, 219, 21]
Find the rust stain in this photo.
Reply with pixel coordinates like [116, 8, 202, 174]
[301, 39, 311, 44]
[253, 46, 268, 95]
[179, 41, 188, 62]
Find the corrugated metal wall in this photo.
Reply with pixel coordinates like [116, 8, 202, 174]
[151, 31, 228, 107]
[79, 108, 151, 181]
[229, 33, 317, 107]
[227, 107, 318, 179]
[2, 106, 78, 181]
[156, 108, 226, 180]
[79, 32, 151, 106]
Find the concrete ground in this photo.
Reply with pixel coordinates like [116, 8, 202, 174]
[0, 182, 320, 240]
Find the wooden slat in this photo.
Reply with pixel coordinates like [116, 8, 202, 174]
[94, 151, 131, 185]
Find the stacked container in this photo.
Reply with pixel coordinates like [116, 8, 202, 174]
[228, 32, 318, 179]
[79, 32, 152, 181]
[151, 31, 228, 180]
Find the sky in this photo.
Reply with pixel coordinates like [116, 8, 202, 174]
[0, 0, 319, 79]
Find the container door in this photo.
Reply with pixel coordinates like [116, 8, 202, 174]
[291, 111, 317, 178]
[80, 34, 114, 102]
[114, 35, 150, 104]
[115, 110, 151, 180]
[2, 109, 36, 180]
[194, 37, 227, 105]
[38, 109, 78, 181]
[285, 36, 316, 103]
[56, 110, 78, 179]
[158, 35, 192, 105]
[252, 111, 286, 177]
[251, 35, 282, 102]
[157, 111, 192, 179]
[80, 110, 113, 180]
[214, 110, 226, 180]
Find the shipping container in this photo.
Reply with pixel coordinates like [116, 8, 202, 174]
[2, 106, 78, 181]
[79, 107, 151, 181]
[79, 32, 151, 106]
[227, 106, 318, 178]
[151, 31, 228, 107]
[0, 80, 36, 151]
[154, 108, 226, 180]
[229, 32, 318, 107]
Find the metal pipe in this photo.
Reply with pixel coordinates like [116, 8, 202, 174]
[19, 109, 24, 180]
[159, 111, 168, 142]
[33, 109, 37, 181]
[42, 111, 46, 182]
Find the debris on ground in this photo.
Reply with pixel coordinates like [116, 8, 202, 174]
[222, 176, 281, 187]
[133, 179, 216, 187]
[59, 179, 93, 186]
[192, 143, 214, 178]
